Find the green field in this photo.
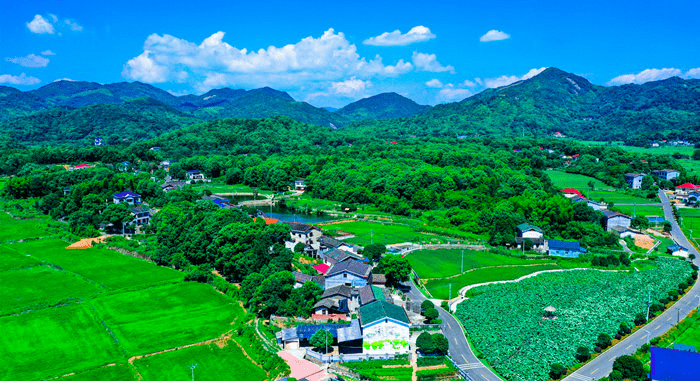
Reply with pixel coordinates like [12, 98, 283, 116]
[0, 213, 55, 242]
[191, 182, 275, 195]
[425, 263, 561, 299]
[134, 341, 267, 381]
[91, 282, 243, 356]
[678, 159, 700, 174]
[62, 365, 137, 381]
[0, 304, 122, 381]
[615, 145, 695, 156]
[611, 204, 664, 218]
[0, 244, 40, 271]
[323, 220, 452, 246]
[8, 239, 183, 289]
[678, 207, 700, 249]
[546, 170, 614, 191]
[406, 248, 554, 278]
[0, 265, 102, 315]
[589, 189, 655, 205]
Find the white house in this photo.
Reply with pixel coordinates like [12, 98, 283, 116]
[359, 301, 410, 355]
[624, 173, 645, 189]
[282, 221, 323, 257]
[516, 223, 544, 248]
[652, 169, 680, 182]
[113, 191, 141, 205]
[667, 244, 689, 258]
[294, 178, 306, 191]
[603, 210, 632, 232]
[185, 170, 206, 182]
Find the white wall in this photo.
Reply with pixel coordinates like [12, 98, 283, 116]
[362, 320, 410, 355]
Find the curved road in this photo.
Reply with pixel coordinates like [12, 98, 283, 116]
[405, 281, 502, 381]
[563, 190, 700, 381]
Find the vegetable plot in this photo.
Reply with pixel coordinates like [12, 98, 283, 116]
[455, 258, 692, 381]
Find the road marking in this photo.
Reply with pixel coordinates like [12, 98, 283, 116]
[591, 368, 599, 374]
[609, 357, 615, 362]
[454, 338, 459, 345]
[458, 363, 485, 370]
[626, 344, 633, 350]
[570, 374, 592, 381]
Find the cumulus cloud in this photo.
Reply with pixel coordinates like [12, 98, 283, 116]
[0, 73, 41, 85]
[41, 50, 56, 55]
[412, 52, 455, 73]
[363, 25, 436, 46]
[5, 54, 50, 68]
[686, 68, 700, 78]
[330, 77, 371, 95]
[26, 14, 82, 35]
[607, 68, 688, 85]
[484, 67, 546, 88]
[27, 15, 54, 34]
[425, 79, 444, 88]
[122, 29, 414, 92]
[438, 88, 473, 102]
[480, 30, 511, 42]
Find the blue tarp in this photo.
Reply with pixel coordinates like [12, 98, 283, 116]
[651, 346, 700, 380]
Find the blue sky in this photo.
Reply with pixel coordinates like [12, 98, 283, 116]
[1, 0, 699, 107]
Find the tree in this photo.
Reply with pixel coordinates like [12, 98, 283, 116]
[549, 363, 567, 380]
[102, 202, 134, 234]
[416, 332, 434, 354]
[575, 346, 590, 362]
[619, 253, 631, 267]
[310, 329, 333, 353]
[597, 333, 612, 349]
[631, 215, 649, 230]
[375, 255, 411, 287]
[618, 321, 631, 335]
[608, 370, 623, 381]
[663, 220, 673, 233]
[293, 242, 305, 254]
[612, 355, 644, 380]
[363, 243, 386, 263]
[424, 307, 439, 321]
[432, 333, 449, 355]
[421, 300, 435, 312]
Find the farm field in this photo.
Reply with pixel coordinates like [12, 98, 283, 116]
[192, 182, 275, 195]
[406, 248, 554, 278]
[425, 263, 561, 299]
[344, 360, 413, 381]
[455, 257, 692, 381]
[678, 207, 700, 249]
[8, 238, 183, 289]
[615, 145, 695, 156]
[322, 220, 452, 246]
[677, 159, 700, 174]
[588, 189, 655, 205]
[0, 213, 55, 242]
[91, 282, 244, 356]
[546, 170, 613, 191]
[61, 365, 137, 381]
[0, 265, 102, 315]
[0, 304, 122, 381]
[611, 204, 664, 218]
[0, 244, 40, 270]
[133, 341, 267, 381]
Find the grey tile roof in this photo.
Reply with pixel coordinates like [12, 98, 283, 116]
[359, 285, 376, 306]
[337, 319, 362, 342]
[320, 285, 352, 299]
[281, 221, 320, 233]
[292, 271, 325, 287]
[326, 259, 371, 278]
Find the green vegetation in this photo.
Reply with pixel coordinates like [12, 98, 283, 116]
[407, 248, 553, 278]
[134, 341, 267, 381]
[678, 208, 700, 248]
[323, 220, 455, 246]
[335, 92, 429, 122]
[61, 365, 137, 381]
[546, 170, 613, 191]
[0, 213, 55, 242]
[455, 257, 693, 381]
[344, 359, 413, 381]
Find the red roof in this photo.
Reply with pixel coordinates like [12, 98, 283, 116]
[389, 142, 398, 144]
[641, 160, 648, 163]
[75, 164, 94, 168]
[677, 183, 700, 189]
[572, 154, 579, 157]
[560, 188, 583, 197]
[313, 263, 330, 274]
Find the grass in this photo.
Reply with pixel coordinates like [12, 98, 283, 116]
[634, 260, 658, 271]
[191, 182, 275, 195]
[425, 263, 561, 299]
[0, 304, 122, 381]
[589, 190, 656, 205]
[546, 170, 614, 191]
[134, 341, 267, 381]
[614, 145, 696, 156]
[406, 249, 553, 279]
[678, 159, 700, 175]
[0, 213, 55, 242]
[91, 282, 244, 356]
[285, 194, 341, 212]
[611, 204, 664, 218]
[678, 207, 700, 249]
[7, 239, 183, 289]
[61, 365, 137, 381]
[0, 244, 40, 271]
[0, 265, 102, 315]
[322, 220, 452, 246]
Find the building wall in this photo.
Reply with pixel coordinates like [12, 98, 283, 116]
[606, 216, 631, 231]
[522, 231, 543, 240]
[587, 201, 602, 211]
[288, 228, 323, 256]
[626, 176, 644, 189]
[325, 272, 368, 289]
[549, 248, 581, 258]
[362, 320, 410, 355]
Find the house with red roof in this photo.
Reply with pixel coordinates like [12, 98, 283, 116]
[560, 188, 583, 198]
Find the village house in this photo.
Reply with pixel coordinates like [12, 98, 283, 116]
[602, 210, 632, 232]
[560, 188, 584, 198]
[652, 169, 680, 182]
[185, 170, 206, 182]
[359, 284, 391, 306]
[203, 195, 233, 209]
[113, 191, 141, 205]
[624, 173, 646, 189]
[320, 248, 364, 266]
[294, 178, 306, 191]
[160, 181, 185, 192]
[667, 244, 689, 258]
[359, 300, 411, 355]
[515, 223, 545, 248]
[572, 195, 604, 211]
[292, 271, 325, 289]
[325, 259, 372, 289]
[130, 206, 151, 226]
[71, 163, 94, 170]
[547, 239, 586, 258]
[313, 285, 359, 315]
[282, 221, 323, 256]
[319, 235, 361, 255]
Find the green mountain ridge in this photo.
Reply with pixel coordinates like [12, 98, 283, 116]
[335, 92, 430, 121]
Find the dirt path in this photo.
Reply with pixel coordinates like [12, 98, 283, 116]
[422, 262, 558, 281]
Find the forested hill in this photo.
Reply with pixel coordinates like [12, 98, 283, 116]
[0, 98, 199, 147]
[335, 92, 430, 121]
[350, 68, 700, 144]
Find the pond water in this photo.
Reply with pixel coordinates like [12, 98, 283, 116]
[253, 205, 337, 224]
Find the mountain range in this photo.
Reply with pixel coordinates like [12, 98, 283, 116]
[1, 67, 699, 146]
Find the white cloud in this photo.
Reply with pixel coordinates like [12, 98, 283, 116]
[122, 29, 414, 92]
[607, 68, 684, 85]
[27, 15, 54, 34]
[412, 52, 455, 73]
[686, 68, 700, 79]
[460, 79, 478, 87]
[64, 19, 83, 32]
[425, 79, 444, 88]
[363, 25, 436, 46]
[41, 50, 56, 56]
[5, 54, 50, 68]
[0, 73, 41, 85]
[480, 30, 510, 42]
[330, 77, 370, 95]
[53, 78, 75, 82]
[484, 67, 546, 88]
[437, 88, 473, 102]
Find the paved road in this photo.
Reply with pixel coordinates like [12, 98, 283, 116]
[405, 280, 502, 381]
[563, 190, 700, 381]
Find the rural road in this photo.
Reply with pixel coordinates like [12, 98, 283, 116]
[562, 190, 700, 381]
[405, 280, 502, 381]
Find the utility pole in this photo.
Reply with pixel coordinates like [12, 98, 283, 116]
[449, 283, 452, 300]
[370, 229, 373, 244]
[634, 201, 637, 218]
[646, 291, 651, 322]
[189, 364, 197, 381]
[461, 250, 464, 273]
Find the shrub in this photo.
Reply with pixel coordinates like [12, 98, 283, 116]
[417, 332, 434, 354]
[612, 355, 644, 380]
[575, 346, 590, 362]
[634, 313, 647, 326]
[549, 363, 566, 380]
[597, 333, 612, 349]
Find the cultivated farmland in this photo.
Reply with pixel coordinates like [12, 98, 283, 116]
[407, 248, 553, 278]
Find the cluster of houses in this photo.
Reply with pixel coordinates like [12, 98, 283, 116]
[624, 169, 681, 189]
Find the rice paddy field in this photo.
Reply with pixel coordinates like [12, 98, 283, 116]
[0, 211, 267, 381]
[678, 207, 700, 249]
[0, 213, 56, 242]
[406, 248, 554, 278]
[322, 220, 454, 246]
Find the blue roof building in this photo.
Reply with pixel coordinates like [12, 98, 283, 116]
[113, 191, 141, 205]
[651, 346, 700, 380]
[548, 239, 586, 258]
